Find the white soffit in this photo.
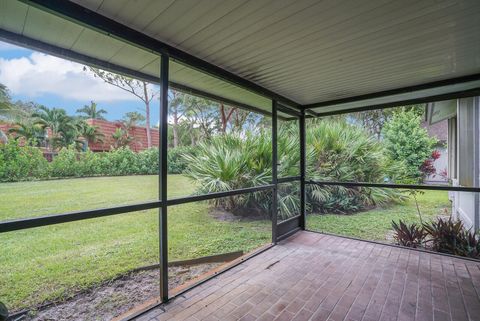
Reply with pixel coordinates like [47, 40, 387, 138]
[1, 0, 480, 114]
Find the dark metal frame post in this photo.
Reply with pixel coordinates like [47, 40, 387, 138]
[159, 54, 169, 302]
[299, 110, 306, 229]
[272, 100, 278, 243]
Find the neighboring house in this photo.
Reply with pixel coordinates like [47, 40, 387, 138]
[421, 119, 448, 183]
[86, 119, 160, 152]
[427, 98, 480, 230]
[1, 119, 159, 153]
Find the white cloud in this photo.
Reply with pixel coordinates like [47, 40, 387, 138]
[0, 52, 138, 102]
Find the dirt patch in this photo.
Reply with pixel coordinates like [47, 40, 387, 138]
[21, 263, 220, 321]
[209, 208, 265, 222]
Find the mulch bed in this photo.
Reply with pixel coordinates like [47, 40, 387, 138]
[19, 263, 220, 321]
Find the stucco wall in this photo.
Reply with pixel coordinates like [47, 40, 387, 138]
[452, 97, 480, 230]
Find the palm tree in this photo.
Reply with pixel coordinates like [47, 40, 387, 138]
[77, 121, 104, 149]
[33, 106, 77, 150]
[122, 111, 145, 128]
[8, 119, 46, 146]
[76, 101, 108, 120]
[112, 127, 132, 149]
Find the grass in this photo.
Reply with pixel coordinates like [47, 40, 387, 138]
[307, 190, 451, 241]
[0, 175, 271, 311]
[1, 180, 451, 311]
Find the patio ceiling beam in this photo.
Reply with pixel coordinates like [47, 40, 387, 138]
[0, 28, 285, 120]
[21, 0, 300, 109]
[310, 87, 480, 118]
[303, 73, 480, 112]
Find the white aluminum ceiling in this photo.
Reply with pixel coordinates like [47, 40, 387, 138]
[1, 0, 480, 114]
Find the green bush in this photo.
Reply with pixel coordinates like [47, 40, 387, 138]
[383, 109, 437, 182]
[137, 147, 159, 175]
[49, 146, 103, 177]
[0, 140, 48, 182]
[184, 121, 407, 218]
[100, 147, 140, 176]
[168, 146, 198, 174]
[184, 131, 272, 215]
[306, 121, 407, 214]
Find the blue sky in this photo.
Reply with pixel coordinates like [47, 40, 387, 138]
[0, 40, 160, 124]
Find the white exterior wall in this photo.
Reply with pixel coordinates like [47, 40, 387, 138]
[451, 180, 475, 229]
[451, 97, 480, 230]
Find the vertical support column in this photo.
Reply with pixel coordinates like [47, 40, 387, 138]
[299, 110, 306, 230]
[474, 96, 479, 230]
[271, 100, 278, 243]
[159, 54, 169, 302]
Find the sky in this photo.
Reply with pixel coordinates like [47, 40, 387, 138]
[0, 40, 160, 123]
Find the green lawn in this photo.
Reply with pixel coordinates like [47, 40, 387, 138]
[0, 175, 271, 311]
[307, 190, 450, 241]
[1, 179, 451, 311]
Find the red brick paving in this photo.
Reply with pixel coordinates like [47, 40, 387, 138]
[135, 231, 480, 321]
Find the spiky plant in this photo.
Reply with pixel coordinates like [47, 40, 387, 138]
[306, 120, 406, 214]
[185, 120, 407, 219]
[392, 220, 427, 248]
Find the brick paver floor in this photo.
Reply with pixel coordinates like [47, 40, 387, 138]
[135, 231, 480, 321]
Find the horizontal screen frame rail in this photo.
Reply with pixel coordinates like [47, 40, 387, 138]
[0, 185, 275, 233]
[307, 180, 480, 193]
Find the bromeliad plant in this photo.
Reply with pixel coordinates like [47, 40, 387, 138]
[391, 217, 480, 259]
[391, 220, 427, 248]
[423, 218, 480, 258]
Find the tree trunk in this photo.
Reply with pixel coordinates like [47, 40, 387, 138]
[172, 105, 179, 148]
[143, 82, 152, 148]
[187, 122, 195, 146]
[219, 104, 236, 133]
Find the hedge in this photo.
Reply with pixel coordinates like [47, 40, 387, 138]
[0, 141, 192, 182]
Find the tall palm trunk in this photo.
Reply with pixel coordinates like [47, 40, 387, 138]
[172, 105, 179, 148]
[143, 82, 152, 148]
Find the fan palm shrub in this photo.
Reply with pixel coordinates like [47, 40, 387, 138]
[185, 119, 407, 219]
[184, 131, 272, 215]
[306, 120, 407, 214]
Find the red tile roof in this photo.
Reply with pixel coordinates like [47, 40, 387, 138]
[86, 119, 159, 152]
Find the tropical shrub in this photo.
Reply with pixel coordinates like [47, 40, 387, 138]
[49, 145, 84, 177]
[184, 131, 272, 215]
[184, 120, 407, 218]
[0, 139, 48, 181]
[391, 217, 480, 259]
[137, 147, 159, 174]
[306, 120, 407, 214]
[423, 218, 480, 258]
[168, 146, 199, 174]
[391, 220, 427, 248]
[419, 150, 441, 178]
[383, 109, 437, 182]
[49, 145, 103, 177]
